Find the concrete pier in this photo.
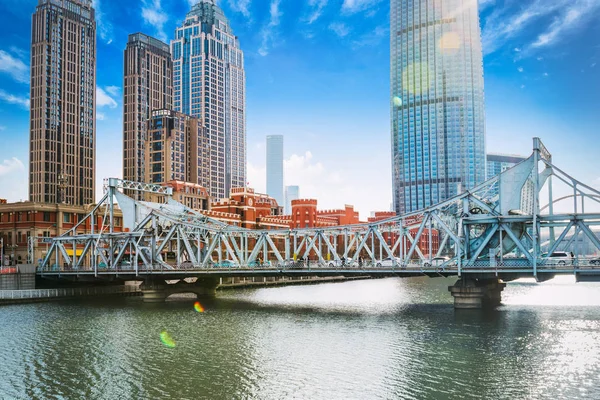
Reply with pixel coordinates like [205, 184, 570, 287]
[141, 278, 220, 303]
[448, 279, 506, 309]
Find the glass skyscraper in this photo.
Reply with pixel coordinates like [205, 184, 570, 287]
[266, 135, 284, 207]
[171, 0, 246, 201]
[391, 0, 486, 214]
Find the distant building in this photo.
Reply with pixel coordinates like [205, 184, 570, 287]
[210, 188, 286, 229]
[30, 0, 96, 206]
[149, 181, 210, 211]
[123, 33, 173, 197]
[267, 135, 284, 206]
[145, 109, 208, 188]
[284, 185, 299, 215]
[486, 153, 528, 181]
[172, 0, 246, 200]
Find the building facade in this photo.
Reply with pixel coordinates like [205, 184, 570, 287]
[123, 33, 173, 195]
[266, 135, 284, 206]
[30, 0, 96, 206]
[145, 109, 208, 187]
[0, 201, 123, 266]
[284, 185, 299, 214]
[171, 0, 246, 200]
[391, 0, 486, 214]
[155, 180, 211, 211]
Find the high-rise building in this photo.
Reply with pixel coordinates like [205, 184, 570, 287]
[123, 33, 173, 195]
[29, 0, 96, 205]
[391, 0, 486, 214]
[266, 135, 284, 206]
[145, 109, 208, 187]
[171, 0, 246, 200]
[486, 153, 527, 194]
[285, 185, 299, 215]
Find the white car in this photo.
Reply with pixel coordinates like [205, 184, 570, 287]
[541, 251, 574, 266]
[376, 257, 402, 268]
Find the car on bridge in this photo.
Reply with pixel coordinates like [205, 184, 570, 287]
[214, 260, 238, 268]
[375, 257, 402, 268]
[326, 258, 358, 268]
[540, 251, 574, 266]
[248, 260, 272, 268]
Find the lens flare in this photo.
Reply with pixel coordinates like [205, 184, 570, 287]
[194, 301, 205, 313]
[401, 62, 432, 95]
[439, 32, 461, 52]
[160, 331, 176, 348]
[393, 96, 403, 107]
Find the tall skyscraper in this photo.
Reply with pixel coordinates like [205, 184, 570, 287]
[285, 185, 299, 215]
[391, 0, 486, 214]
[266, 135, 284, 206]
[171, 0, 246, 200]
[123, 33, 173, 195]
[29, 0, 96, 205]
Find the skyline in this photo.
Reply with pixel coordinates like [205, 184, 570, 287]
[0, 0, 598, 219]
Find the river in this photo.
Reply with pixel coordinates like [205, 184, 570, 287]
[1, 277, 599, 399]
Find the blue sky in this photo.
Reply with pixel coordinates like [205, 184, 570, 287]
[0, 0, 598, 218]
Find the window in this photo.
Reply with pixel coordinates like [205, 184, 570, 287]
[43, 212, 51, 222]
[63, 213, 71, 223]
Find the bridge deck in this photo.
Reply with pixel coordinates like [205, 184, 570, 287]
[37, 264, 600, 281]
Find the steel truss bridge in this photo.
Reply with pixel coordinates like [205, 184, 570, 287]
[34, 138, 600, 289]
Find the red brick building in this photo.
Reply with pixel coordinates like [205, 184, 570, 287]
[0, 201, 124, 266]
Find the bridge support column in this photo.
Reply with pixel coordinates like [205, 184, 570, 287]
[141, 278, 220, 303]
[448, 279, 506, 309]
[140, 280, 168, 303]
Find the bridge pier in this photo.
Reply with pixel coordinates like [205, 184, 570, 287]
[140, 278, 220, 303]
[448, 279, 506, 309]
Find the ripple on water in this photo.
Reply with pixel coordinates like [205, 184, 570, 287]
[1, 278, 600, 399]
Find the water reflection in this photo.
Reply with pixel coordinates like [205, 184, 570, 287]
[0, 277, 599, 399]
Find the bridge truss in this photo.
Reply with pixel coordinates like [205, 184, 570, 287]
[35, 138, 600, 280]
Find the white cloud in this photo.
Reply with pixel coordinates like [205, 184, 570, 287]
[352, 25, 387, 48]
[341, 0, 382, 14]
[306, 0, 328, 24]
[531, 0, 600, 49]
[483, 0, 600, 56]
[328, 22, 349, 38]
[543, 72, 549, 76]
[142, 0, 168, 42]
[229, 0, 252, 18]
[0, 157, 27, 202]
[0, 49, 29, 83]
[258, 0, 282, 56]
[249, 150, 391, 220]
[478, 0, 495, 10]
[92, 0, 114, 44]
[0, 89, 30, 110]
[517, 66, 524, 72]
[96, 112, 106, 121]
[96, 87, 118, 108]
[105, 86, 120, 97]
[0, 157, 24, 177]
